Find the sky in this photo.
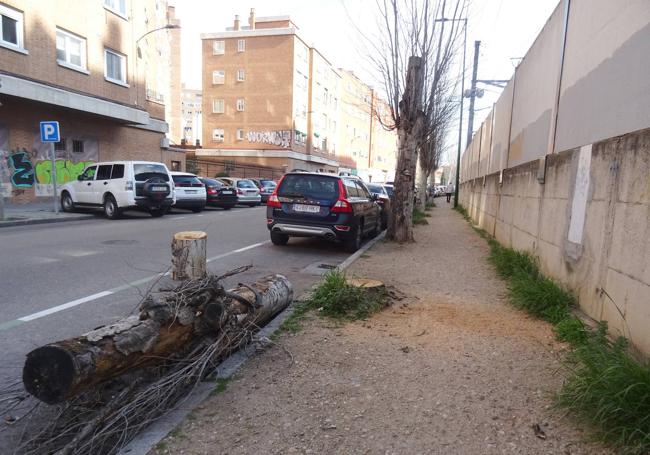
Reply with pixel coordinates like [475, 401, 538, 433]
[170, 0, 559, 163]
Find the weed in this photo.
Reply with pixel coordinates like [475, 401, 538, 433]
[274, 300, 311, 336]
[554, 316, 589, 346]
[412, 208, 429, 225]
[425, 201, 437, 210]
[154, 441, 168, 452]
[209, 377, 231, 397]
[488, 242, 539, 279]
[454, 204, 469, 220]
[558, 323, 650, 454]
[308, 270, 387, 320]
[508, 273, 574, 323]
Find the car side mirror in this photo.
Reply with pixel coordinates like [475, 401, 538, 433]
[370, 193, 378, 201]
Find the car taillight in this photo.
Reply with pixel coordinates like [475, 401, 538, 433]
[237, 188, 243, 195]
[207, 187, 217, 195]
[125, 180, 134, 191]
[331, 179, 353, 213]
[267, 176, 284, 208]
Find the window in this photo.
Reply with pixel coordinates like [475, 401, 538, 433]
[236, 129, 244, 140]
[56, 29, 87, 72]
[72, 139, 84, 154]
[170, 161, 181, 172]
[97, 165, 112, 180]
[55, 139, 67, 152]
[212, 129, 224, 142]
[0, 4, 25, 52]
[212, 70, 225, 84]
[134, 163, 169, 182]
[212, 99, 224, 113]
[105, 49, 127, 85]
[212, 40, 225, 55]
[236, 99, 245, 112]
[104, 0, 127, 17]
[111, 164, 125, 179]
[237, 39, 245, 52]
[236, 69, 245, 82]
[344, 179, 360, 197]
[80, 166, 97, 181]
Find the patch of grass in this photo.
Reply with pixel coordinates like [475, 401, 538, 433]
[273, 300, 311, 336]
[307, 270, 388, 320]
[554, 316, 590, 346]
[558, 323, 650, 454]
[412, 208, 429, 225]
[425, 201, 436, 210]
[209, 377, 231, 397]
[454, 204, 469, 220]
[154, 441, 168, 452]
[168, 427, 187, 440]
[457, 203, 650, 454]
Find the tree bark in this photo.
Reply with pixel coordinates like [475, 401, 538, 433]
[387, 56, 425, 243]
[171, 231, 207, 280]
[22, 274, 293, 404]
[416, 155, 429, 212]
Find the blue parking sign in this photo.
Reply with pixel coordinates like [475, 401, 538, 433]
[40, 121, 60, 142]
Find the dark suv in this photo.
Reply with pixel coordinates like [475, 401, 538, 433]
[266, 172, 382, 252]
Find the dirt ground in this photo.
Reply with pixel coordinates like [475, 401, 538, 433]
[150, 203, 611, 455]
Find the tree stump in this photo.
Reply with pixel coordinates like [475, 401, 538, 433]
[171, 231, 207, 280]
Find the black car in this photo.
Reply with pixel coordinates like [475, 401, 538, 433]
[250, 179, 277, 203]
[365, 183, 391, 230]
[266, 172, 382, 252]
[199, 177, 238, 209]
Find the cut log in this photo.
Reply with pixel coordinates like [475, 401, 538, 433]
[23, 274, 292, 404]
[171, 231, 207, 280]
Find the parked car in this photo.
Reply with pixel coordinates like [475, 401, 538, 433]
[219, 178, 261, 207]
[250, 179, 277, 203]
[199, 177, 237, 210]
[60, 161, 175, 219]
[266, 172, 381, 252]
[170, 172, 206, 213]
[382, 184, 395, 198]
[365, 182, 390, 230]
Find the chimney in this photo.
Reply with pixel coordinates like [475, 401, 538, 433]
[249, 8, 256, 30]
[234, 14, 240, 31]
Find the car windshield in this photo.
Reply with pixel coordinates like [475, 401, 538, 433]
[277, 174, 339, 203]
[134, 164, 169, 182]
[202, 178, 223, 188]
[237, 180, 257, 189]
[172, 175, 203, 187]
[366, 184, 386, 195]
[217, 179, 232, 187]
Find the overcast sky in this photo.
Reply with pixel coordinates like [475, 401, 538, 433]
[171, 0, 559, 162]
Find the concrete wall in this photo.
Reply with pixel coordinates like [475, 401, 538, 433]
[460, 127, 650, 356]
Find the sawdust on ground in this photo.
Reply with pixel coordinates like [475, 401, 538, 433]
[150, 204, 611, 455]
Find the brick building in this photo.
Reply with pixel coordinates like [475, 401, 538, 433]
[199, 9, 397, 179]
[199, 10, 339, 173]
[181, 84, 202, 146]
[0, 0, 183, 203]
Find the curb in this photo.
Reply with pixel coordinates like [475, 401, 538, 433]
[0, 214, 95, 228]
[119, 233, 386, 455]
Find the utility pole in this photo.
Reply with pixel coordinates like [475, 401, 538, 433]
[466, 40, 481, 147]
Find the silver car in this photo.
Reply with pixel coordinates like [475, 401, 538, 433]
[219, 178, 261, 207]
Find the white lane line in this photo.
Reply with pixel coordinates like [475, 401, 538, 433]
[18, 291, 114, 322]
[8, 240, 270, 327]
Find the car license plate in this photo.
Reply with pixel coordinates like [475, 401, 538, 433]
[185, 190, 197, 194]
[293, 204, 319, 213]
[152, 186, 167, 191]
[221, 190, 232, 194]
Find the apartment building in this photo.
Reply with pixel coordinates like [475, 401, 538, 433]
[199, 10, 339, 172]
[0, 0, 183, 203]
[181, 84, 202, 146]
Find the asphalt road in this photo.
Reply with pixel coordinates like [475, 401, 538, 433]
[0, 204, 352, 389]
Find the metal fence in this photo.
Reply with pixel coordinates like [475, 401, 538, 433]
[186, 159, 285, 180]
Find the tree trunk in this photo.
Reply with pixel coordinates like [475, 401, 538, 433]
[416, 155, 429, 212]
[171, 231, 207, 280]
[387, 56, 425, 243]
[23, 274, 293, 404]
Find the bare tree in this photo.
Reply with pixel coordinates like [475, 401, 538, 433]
[365, 0, 467, 241]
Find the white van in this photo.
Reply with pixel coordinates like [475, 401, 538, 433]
[60, 161, 175, 219]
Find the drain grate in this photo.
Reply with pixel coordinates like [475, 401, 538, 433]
[101, 239, 139, 245]
[317, 263, 337, 270]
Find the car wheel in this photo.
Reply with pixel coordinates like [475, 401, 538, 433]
[150, 209, 165, 218]
[344, 225, 363, 253]
[61, 192, 75, 213]
[223, 206, 233, 210]
[103, 195, 121, 220]
[191, 207, 204, 213]
[270, 232, 289, 246]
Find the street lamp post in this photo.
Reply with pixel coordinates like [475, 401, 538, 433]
[435, 17, 467, 208]
[134, 24, 180, 106]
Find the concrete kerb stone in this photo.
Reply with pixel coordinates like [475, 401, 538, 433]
[0, 214, 95, 228]
[119, 232, 386, 455]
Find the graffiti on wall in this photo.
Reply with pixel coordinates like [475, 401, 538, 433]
[0, 124, 99, 198]
[246, 130, 292, 148]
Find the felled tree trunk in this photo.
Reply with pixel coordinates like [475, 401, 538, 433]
[23, 274, 292, 404]
[171, 231, 207, 280]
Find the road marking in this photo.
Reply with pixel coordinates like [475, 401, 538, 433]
[65, 250, 98, 257]
[0, 240, 270, 332]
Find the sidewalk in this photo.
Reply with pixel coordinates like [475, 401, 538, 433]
[150, 203, 610, 455]
[0, 202, 95, 228]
